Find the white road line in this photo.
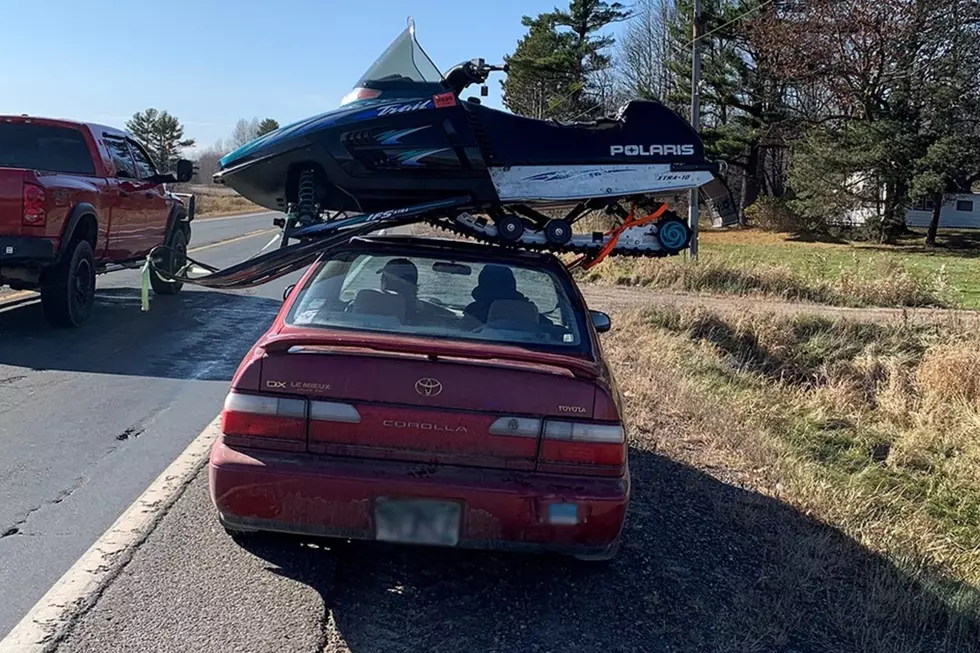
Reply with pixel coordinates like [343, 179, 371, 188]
[195, 210, 278, 222]
[0, 417, 223, 653]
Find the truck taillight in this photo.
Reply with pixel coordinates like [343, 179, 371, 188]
[22, 183, 46, 226]
[221, 392, 306, 445]
[539, 420, 626, 474]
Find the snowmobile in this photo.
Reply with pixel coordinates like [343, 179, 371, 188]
[143, 18, 734, 295]
[211, 18, 733, 267]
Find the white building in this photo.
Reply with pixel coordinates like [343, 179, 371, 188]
[906, 194, 980, 229]
[837, 172, 980, 229]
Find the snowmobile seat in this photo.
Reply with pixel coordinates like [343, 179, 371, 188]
[463, 98, 703, 167]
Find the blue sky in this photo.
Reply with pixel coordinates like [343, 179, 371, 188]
[1, 0, 594, 154]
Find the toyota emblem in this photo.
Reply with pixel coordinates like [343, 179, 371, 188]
[415, 378, 443, 397]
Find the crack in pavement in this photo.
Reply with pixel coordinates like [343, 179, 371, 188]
[115, 427, 145, 442]
[0, 477, 86, 538]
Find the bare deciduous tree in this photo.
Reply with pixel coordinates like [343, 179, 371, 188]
[191, 139, 229, 185]
[229, 118, 260, 150]
[617, 0, 677, 101]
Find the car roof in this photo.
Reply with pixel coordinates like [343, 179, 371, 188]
[346, 234, 563, 266]
[0, 114, 130, 138]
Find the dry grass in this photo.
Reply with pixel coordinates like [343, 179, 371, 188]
[605, 307, 980, 651]
[183, 187, 263, 218]
[581, 253, 957, 309]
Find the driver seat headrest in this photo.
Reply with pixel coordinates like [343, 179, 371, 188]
[487, 299, 538, 326]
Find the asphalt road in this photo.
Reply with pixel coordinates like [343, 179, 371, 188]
[0, 211, 287, 637]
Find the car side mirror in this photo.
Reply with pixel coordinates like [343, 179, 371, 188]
[283, 284, 296, 302]
[175, 159, 195, 183]
[590, 310, 611, 333]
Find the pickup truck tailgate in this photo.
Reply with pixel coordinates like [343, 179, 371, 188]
[0, 168, 24, 233]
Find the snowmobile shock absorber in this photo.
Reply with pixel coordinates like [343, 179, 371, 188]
[296, 168, 318, 226]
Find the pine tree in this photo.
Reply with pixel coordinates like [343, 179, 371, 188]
[126, 109, 195, 172]
[545, 0, 631, 118]
[503, 1, 629, 121]
[256, 118, 280, 137]
[502, 15, 577, 119]
[663, 0, 791, 214]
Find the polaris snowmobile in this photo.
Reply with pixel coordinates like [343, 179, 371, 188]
[211, 17, 734, 270]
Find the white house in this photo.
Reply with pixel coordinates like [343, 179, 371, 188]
[837, 173, 980, 229]
[906, 194, 980, 229]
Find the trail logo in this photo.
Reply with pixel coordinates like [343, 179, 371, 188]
[377, 100, 433, 116]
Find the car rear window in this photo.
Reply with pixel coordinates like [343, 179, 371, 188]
[0, 123, 95, 175]
[286, 249, 587, 350]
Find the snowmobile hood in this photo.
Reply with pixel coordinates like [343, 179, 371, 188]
[218, 93, 447, 173]
[219, 100, 380, 171]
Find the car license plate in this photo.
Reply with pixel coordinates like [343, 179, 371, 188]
[374, 498, 461, 546]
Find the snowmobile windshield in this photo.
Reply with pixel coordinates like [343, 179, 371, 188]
[353, 19, 443, 88]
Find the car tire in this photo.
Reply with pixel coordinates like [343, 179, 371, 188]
[40, 239, 97, 328]
[150, 227, 187, 296]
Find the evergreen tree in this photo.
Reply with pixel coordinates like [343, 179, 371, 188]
[663, 0, 791, 214]
[256, 118, 280, 137]
[126, 108, 195, 172]
[502, 15, 577, 119]
[503, 1, 629, 121]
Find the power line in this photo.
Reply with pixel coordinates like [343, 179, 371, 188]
[685, 0, 775, 46]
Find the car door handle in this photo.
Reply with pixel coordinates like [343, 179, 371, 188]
[144, 192, 154, 199]
[119, 190, 130, 198]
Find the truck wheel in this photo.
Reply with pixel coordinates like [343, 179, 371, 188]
[40, 239, 97, 328]
[150, 227, 187, 296]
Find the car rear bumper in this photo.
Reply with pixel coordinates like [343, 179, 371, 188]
[0, 236, 55, 266]
[208, 436, 629, 557]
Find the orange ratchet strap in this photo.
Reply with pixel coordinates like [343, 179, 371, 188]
[569, 203, 669, 271]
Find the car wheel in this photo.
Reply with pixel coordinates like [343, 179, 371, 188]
[40, 239, 97, 328]
[150, 227, 187, 296]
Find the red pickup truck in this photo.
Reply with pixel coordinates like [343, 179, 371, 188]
[0, 115, 196, 327]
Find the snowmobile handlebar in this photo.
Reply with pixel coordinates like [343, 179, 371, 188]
[445, 59, 509, 95]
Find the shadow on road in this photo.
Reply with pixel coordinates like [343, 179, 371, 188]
[239, 448, 980, 653]
[0, 287, 281, 381]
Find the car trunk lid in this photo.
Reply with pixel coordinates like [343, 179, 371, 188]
[255, 330, 599, 470]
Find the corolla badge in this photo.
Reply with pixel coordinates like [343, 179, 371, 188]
[415, 378, 443, 397]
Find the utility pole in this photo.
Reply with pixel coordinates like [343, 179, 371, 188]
[688, 0, 702, 259]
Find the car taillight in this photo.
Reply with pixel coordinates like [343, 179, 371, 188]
[221, 392, 306, 445]
[22, 183, 46, 226]
[539, 420, 626, 473]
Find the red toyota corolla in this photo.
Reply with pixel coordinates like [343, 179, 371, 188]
[208, 235, 629, 561]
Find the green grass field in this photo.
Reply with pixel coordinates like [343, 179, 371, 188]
[704, 229, 980, 308]
[583, 227, 979, 309]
